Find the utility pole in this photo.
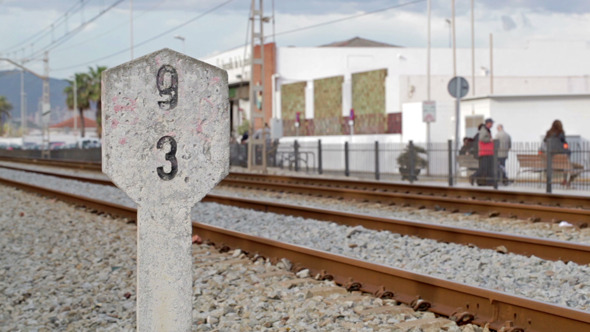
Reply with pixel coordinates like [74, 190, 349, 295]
[247, 0, 267, 172]
[471, 0, 475, 96]
[20, 64, 26, 137]
[130, 0, 134, 60]
[0, 56, 51, 154]
[73, 75, 78, 135]
[41, 51, 51, 158]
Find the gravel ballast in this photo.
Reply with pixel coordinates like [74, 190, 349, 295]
[1, 185, 485, 331]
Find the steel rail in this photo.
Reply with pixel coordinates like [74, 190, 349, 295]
[1, 164, 589, 264]
[222, 177, 590, 226]
[0, 176, 587, 331]
[202, 194, 590, 265]
[228, 172, 590, 210]
[1, 155, 588, 213]
[197, 223, 590, 332]
[0, 156, 102, 171]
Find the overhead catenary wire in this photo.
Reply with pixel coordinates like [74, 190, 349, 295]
[204, 0, 426, 59]
[273, 0, 425, 38]
[1, 0, 91, 53]
[26, 0, 125, 62]
[51, 0, 170, 55]
[52, 0, 235, 72]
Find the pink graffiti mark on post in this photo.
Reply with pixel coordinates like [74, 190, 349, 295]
[119, 137, 127, 145]
[194, 119, 211, 143]
[113, 97, 137, 113]
[210, 76, 220, 84]
[201, 97, 214, 108]
[111, 119, 119, 129]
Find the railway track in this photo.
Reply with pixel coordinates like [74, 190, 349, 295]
[1, 156, 588, 225]
[223, 172, 590, 226]
[1, 161, 589, 265]
[0, 173, 589, 331]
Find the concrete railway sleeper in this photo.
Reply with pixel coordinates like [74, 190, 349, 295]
[0, 173, 589, 331]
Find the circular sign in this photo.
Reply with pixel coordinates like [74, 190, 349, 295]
[448, 76, 469, 99]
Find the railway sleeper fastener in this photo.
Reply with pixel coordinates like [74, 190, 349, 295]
[374, 286, 394, 299]
[450, 310, 475, 325]
[410, 297, 431, 311]
[318, 270, 334, 281]
[344, 278, 362, 292]
[250, 253, 266, 263]
[219, 245, 231, 253]
[529, 216, 541, 223]
[488, 211, 500, 218]
[291, 263, 306, 273]
[502, 321, 524, 332]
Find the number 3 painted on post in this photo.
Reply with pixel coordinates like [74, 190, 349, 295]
[156, 136, 178, 180]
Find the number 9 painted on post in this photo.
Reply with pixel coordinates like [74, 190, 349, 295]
[157, 65, 178, 110]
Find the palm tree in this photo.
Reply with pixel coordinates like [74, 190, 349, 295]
[88, 66, 107, 138]
[0, 96, 13, 136]
[64, 73, 91, 137]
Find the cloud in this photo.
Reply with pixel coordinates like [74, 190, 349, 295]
[501, 15, 516, 31]
[521, 12, 532, 28]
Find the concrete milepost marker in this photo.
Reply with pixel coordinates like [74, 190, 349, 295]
[102, 48, 229, 331]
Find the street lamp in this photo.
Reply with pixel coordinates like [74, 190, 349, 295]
[174, 35, 186, 54]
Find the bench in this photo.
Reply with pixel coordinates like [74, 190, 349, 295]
[516, 154, 582, 183]
[457, 154, 479, 171]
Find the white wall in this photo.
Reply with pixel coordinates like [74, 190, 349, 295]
[276, 44, 590, 143]
[206, 42, 590, 144]
[483, 96, 590, 142]
[401, 101, 455, 144]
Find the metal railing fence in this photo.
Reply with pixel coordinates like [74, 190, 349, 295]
[231, 139, 590, 193]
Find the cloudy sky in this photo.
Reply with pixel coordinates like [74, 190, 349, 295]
[0, 0, 589, 79]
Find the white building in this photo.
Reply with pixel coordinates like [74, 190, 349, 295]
[274, 39, 590, 144]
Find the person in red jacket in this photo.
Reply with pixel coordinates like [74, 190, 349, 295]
[470, 118, 496, 186]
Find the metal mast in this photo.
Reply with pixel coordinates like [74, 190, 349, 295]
[41, 51, 51, 158]
[247, 0, 267, 171]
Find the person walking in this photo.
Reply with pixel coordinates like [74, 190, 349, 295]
[496, 124, 512, 184]
[470, 118, 495, 186]
[496, 124, 511, 167]
[543, 120, 583, 187]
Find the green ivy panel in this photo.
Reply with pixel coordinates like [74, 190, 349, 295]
[314, 76, 343, 122]
[352, 69, 387, 118]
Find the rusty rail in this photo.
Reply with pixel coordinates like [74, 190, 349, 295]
[0, 156, 101, 171]
[222, 175, 590, 226]
[0, 175, 587, 331]
[203, 194, 590, 265]
[228, 172, 590, 210]
[197, 223, 590, 332]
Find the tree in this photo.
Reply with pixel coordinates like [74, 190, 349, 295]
[64, 72, 91, 137]
[0, 96, 13, 136]
[88, 66, 107, 138]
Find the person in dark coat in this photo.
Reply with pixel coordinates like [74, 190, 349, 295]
[459, 137, 474, 155]
[470, 118, 496, 186]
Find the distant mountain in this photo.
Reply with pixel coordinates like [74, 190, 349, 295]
[0, 70, 76, 125]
